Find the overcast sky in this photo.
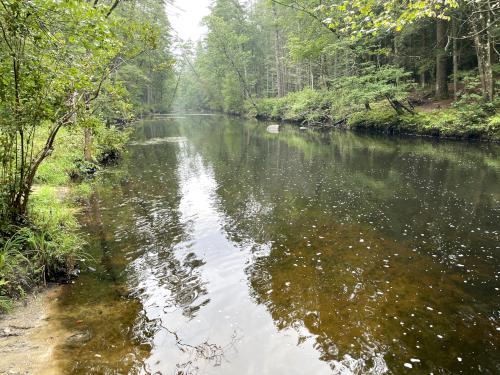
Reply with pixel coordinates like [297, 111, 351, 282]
[168, 0, 212, 42]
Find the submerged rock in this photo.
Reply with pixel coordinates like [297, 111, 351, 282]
[65, 330, 92, 348]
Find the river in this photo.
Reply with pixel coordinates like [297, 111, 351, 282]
[49, 115, 499, 374]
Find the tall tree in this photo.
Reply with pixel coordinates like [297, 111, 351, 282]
[435, 18, 450, 98]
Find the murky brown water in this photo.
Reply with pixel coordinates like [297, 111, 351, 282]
[51, 116, 499, 374]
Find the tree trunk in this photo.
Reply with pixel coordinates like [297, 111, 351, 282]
[468, 0, 494, 100]
[435, 18, 449, 99]
[452, 18, 459, 99]
[84, 128, 93, 162]
[272, 3, 285, 97]
[310, 60, 314, 89]
[472, 25, 493, 101]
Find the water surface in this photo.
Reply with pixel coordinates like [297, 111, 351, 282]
[53, 116, 499, 374]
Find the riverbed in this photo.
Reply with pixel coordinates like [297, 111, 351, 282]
[48, 116, 499, 374]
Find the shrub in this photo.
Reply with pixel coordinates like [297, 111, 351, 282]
[95, 125, 132, 165]
[486, 113, 500, 141]
[253, 89, 334, 123]
[29, 187, 83, 278]
[348, 108, 401, 132]
[0, 187, 85, 312]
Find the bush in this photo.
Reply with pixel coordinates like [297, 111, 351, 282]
[29, 187, 83, 277]
[36, 128, 81, 185]
[0, 230, 33, 304]
[95, 125, 132, 165]
[0, 187, 85, 312]
[69, 182, 93, 204]
[486, 113, 500, 141]
[348, 105, 499, 140]
[253, 89, 335, 123]
[348, 107, 403, 133]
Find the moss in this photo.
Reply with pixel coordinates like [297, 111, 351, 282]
[347, 106, 499, 141]
[248, 87, 498, 141]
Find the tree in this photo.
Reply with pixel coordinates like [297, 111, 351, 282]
[435, 18, 450, 98]
[465, 0, 497, 100]
[0, 0, 169, 221]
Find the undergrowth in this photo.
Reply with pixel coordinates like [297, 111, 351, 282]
[249, 87, 499, 141]
[348, 102, 499, 141]
[0, 187, 86, 312]
[0, 124, 130, 313]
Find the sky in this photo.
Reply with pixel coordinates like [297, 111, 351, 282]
[168, 0, 212, 42]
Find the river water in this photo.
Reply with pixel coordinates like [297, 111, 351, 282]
[51, 116, 499, 374]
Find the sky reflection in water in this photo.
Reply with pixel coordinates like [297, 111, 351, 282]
[54, 116, 499, 374]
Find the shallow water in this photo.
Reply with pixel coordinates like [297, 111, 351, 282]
[52, 116, 499, 374]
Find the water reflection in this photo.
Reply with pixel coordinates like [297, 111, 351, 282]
[179, 117, 499, 373]
[53, 116, 499, 374]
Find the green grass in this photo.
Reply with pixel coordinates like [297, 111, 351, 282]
[36, 128, 82, 185]
[0, 187, 86, 311]
[249, 88, 499, 141]
[1, 123, 130, 312]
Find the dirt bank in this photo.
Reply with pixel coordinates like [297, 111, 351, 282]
[0, 286, 67, 375]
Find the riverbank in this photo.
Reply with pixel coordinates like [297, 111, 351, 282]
[346, 106, 500, 141]
[0, 125, 130, 314]
[246, 89, 500, 142]
[0, 286, 65, 375]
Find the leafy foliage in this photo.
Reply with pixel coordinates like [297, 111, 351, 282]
[0, 0, 174, 307]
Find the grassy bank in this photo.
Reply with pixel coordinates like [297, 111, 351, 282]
[347, 106, 500, 141]
[0, 126, 130, 312]
[247, 89, 500, 142]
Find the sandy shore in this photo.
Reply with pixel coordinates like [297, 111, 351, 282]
[0, 286, 67, 375]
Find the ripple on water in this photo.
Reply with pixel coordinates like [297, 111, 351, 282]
[52, 117, 500, 374]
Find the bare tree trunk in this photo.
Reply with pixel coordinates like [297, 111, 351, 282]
[266, 64, 269, 97]
[84, 128, 93, 162]
[468, 0, 494, 100]
[310, 60, 314, 89]
[274, 29, 284, 97]
[472, 23, 493, 100]
[435, 18, 449, 99]
[452, 18, 459, 99]
[272, 3, 285, 97]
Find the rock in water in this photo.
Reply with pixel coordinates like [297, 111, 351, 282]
[267, 124, 280, 134]
[65, 330, 92, 348]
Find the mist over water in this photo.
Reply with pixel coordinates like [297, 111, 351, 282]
[53, 116, 499, 374]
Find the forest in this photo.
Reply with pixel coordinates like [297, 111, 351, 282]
[0, 0, 175, 309]
[178, 0, 499, 139]
[0, 0, 499, 373]
[0, 0, 498, 310]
